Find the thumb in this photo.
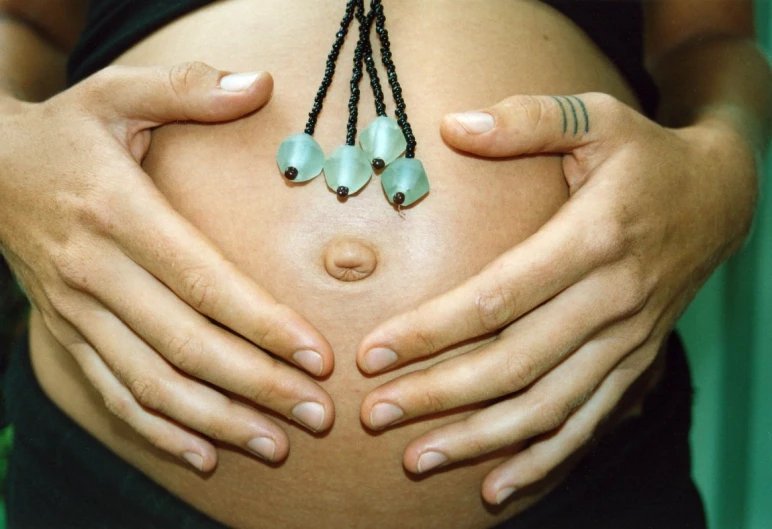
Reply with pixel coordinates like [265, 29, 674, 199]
[441, 93, 621, 157]
[80, 62, 273, 126]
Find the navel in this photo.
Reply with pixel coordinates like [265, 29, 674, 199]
[323, 239, 378, 282]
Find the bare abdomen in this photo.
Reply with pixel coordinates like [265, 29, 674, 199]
[31, 1, 641, 527]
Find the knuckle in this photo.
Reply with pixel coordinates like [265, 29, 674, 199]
[75, 195, 119, 237]
[204, 416, 228, 442]
[248, 364, 297, 406]
[102, 392, 133, 420]
[415, 384, 451, 414]
[168, 61, 210, 97]
[181, 267, 219, 314]
[584, 213, 628, 264]
[129, 376, 165, 410]
[616, 263, 649, 317]
[502, 352, 538, 393]
[52, 245, 93, 294]
[165, 332, 204, 375]
[462, 418, 499, 454]
[475, 286, 518, 332]
[413, 324, 439, 354]
[251, 302, 288, 346]
[533, 400, 571, 432]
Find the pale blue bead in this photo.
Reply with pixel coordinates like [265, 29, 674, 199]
[381, 157, 430, 207]
[359, 116, 407, 166]
[324, 145, 373, 196]
[276, 133, 325, 182]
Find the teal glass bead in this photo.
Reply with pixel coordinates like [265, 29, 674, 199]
[324, 145, 373, 197]
[359, 116, 407, 167]
[277, 133, 325, 182]
[381, 157, 430, 207]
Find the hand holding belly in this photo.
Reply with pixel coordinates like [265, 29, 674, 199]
[0, 62, 335, 471]
[356, 92, 756, 505]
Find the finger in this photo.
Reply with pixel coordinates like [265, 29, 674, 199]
[41, 313, 218, 472]
[101, 177, 333, 377]
[482, 345, 656, 505]
[400, 327, 642, 476]
[356, 198, 609, 374]
[63, 246, 334, 433]
[441, 92, 632, 157]
[80, 62, 274, 126]
[361, 265, 648, 429]
[65, 301, 291, 462]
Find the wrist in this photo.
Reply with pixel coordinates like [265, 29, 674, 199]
[673, 118, 759, 257]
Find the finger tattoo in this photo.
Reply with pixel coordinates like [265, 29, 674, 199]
[568, 95, 589, 133]
[550, 95, 590, 136]
[550, 96, 568, 134]
[563, 96, 579, 135]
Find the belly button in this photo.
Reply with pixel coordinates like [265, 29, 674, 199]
[323, 239, 378, 282]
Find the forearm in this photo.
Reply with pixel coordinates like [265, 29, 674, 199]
[0, 0, 86, 103]
[0, 14, 67, 102]
[647, 34, 771, 256]
[649, 34, 772, 156]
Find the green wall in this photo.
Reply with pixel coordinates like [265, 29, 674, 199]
[677, 4, 772, 528]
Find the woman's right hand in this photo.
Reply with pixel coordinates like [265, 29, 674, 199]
[0, 62, 335, 471]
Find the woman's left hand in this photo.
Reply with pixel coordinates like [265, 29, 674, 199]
[355, 93, 757, 505]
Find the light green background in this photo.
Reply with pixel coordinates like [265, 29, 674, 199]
[677, 4, 772, 528]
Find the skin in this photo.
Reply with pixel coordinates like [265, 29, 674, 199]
[0, 2, 336, 470]
[0, 0, 769, 517]
[355, 0, 771, 505]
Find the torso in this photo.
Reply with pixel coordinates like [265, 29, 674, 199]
[30, 1, 646, 527]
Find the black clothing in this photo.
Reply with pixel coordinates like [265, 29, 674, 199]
[67, 0, 659, 116]
[4, 331, 705, 529]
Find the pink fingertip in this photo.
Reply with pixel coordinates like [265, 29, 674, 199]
[496, 487, 516, 505]
[183, 451, 205, 471]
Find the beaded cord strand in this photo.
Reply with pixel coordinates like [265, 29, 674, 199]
[371, 0, 416, 158]
[277, 0, 428, 207]
[357, 0, 409, 173]
[368, 0, 429, 207]
[322, 0, 381, 198]
[360, 6, 386, 119]
[276, 1, 358, 183]
[344, 0, 369, 148]
[305, 0, 358, 137]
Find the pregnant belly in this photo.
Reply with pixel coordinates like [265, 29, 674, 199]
[30, 1, 642, 527]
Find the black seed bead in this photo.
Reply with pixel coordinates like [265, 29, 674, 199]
[393, 192, 406, 205]
[372, 158, 385, 170]
[284, 167, 299, 180]
[337, 186, 350, 197]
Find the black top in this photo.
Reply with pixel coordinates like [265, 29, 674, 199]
[67, 0, 659, 116]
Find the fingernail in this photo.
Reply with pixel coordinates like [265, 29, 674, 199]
[219, 71, 263, 92]
[293, 350, 324, 376]
[183, 452, 205, 471]
[369, 402, 404, 429]
[292, 401, 326, 432]
[496, 487, 516, 505]
[417, 451, 448, 473]
[448, 112, 495, 134]
[247, 437, 276, 461]
[363, 348, 398, 373]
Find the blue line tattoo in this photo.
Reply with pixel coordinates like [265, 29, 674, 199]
[569, 96, 589, 133]
[562, 96, 578, 135]
[551, 96, 568, 134]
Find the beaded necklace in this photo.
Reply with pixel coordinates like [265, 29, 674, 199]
[276, 0, 429, 208]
